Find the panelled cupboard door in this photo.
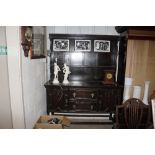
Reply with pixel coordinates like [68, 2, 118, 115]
[99, 88, 122, 112]
[47, 88, 64, 113]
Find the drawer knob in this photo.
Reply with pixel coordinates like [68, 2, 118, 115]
[91, 93, 95, 98]
[73, 92, 76, 98]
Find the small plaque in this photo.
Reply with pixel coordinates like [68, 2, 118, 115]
[103, 70, 115, 84]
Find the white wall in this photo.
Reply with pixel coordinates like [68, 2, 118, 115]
[21, 27, 46, 128]
[0, 26, 12, 128]
[21, 51, 47, 129]
[6, 26, 47, 128]
[6, 26, 25, 128]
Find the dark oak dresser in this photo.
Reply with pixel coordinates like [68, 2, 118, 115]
[44, 34, 126, 116]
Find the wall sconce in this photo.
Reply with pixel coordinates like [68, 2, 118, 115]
[21, 26, 32, 57]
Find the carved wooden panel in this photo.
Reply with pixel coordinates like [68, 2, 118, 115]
[49, 34, 123, 84]
[45, 82, 123, 114]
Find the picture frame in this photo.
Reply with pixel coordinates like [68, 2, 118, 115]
[94, 40, 110, 52]
[75, 40, 91, 51]
[53, 39, 69, 51]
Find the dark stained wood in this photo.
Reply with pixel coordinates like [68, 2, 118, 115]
[45, 34, 126, 115]
[115, 98, 152, 129]
[119, 26, 155, 40]
[49, 34, 125, 83]
[45, 81, 123, 114]
[49, 34, 120, 40]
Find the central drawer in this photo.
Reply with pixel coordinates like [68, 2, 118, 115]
[68, 88, 98, 112]
[69, 88, 98, 99]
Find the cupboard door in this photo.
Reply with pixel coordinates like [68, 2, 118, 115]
[99, 88, 122, 112]
[47, 88, 63, 112]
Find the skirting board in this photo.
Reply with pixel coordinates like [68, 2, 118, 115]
[54, 112, 113, 117]
[53, 112, 113, 124]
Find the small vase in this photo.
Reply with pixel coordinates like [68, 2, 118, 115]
[133, 85, 141, 99]
[123, 77, 133, 102]
[125, 77, 133, 86]
[123, 85, 132, 101]
[150, 90, 155, 100]
[142, 81, 150, 105]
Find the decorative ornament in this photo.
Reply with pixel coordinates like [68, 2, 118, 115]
[123, 77, 133, 102]
[62, 63, 71, 84]
[52, 58, 61, 84]
[103, 70, 115, 84]
[133, 85, 141, 99]
[21, 26, 32, 57]
[142, 81, 150, 105]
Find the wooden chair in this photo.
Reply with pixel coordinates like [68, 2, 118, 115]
[115, 98, 152, 129]
[151, 99, 155, 129]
